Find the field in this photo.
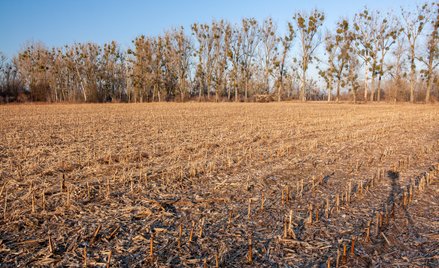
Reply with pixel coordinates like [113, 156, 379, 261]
[0, 102, 438, 267]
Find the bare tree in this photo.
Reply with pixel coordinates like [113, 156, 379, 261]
[171, 27, 192, 102]
[353, 8, 380, 102]
[293, 9, 325, 101]
[401, 3, 431, 103]
[276, 22, 295, 102]
[16, 42, 54, 101]
[319, 32, 336, 102]
[348, 55, 360, 103]
[0, 52, 6, 72]
[374, 13, 400, 102]
[240, 18, 260, 101]
[259, 17, 279, 95]
[101, 41, 126, 102]
[212, 20, 231, 102]
[330, 19, 354, 102]
[192, 23, 216, 101]
[7, 4, 436, 104]
[387, 36, 408, 102]
[419, 4, 439, 103]
[128, 35, 153, 102]
[228, 24, 243, 102]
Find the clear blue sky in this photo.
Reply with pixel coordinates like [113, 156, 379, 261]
[0, 0, 423, 59]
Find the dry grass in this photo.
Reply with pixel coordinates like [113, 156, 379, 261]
[0, 102, 438, 267]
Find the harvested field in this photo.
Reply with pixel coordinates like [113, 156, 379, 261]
[0, 102, 438, 267]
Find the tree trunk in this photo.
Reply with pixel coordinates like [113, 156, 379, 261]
[425, 76, 432, 103]
[300, 70, 306, 101]
[327, 76, 332, 102]
[370, 75, 375, 102]
[207, 78, 211, 101]
[336, 80, 341, 102]
[364, 63, 368, 102]
[278, 81, 282, 102]
[377, 75, 382, 102]
[244, 77, 248, 102]
[409, 49, 416, 103]
[198, 84, 202, 102]
[234, 81, 238, 102]
[180, 90, 184, 102]
[75, 65, 87, 102]
[265, 67, 270, 95]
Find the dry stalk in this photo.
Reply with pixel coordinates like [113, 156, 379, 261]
[301, 179, 304, 195]
[281, 189, 284, 205]
[86, 182, 90, 199]
[89, 224, 102, 246]
[248, 198, 252, 219]
[48, 235, 54, 254]
[247, 235, 253, 264]
[348, 181, 352, 203]
[307, 204, 313, 225]
[381, 232, 391, 246]
[41, 190, 46, 211]
[83, 246, 87, 268]
[409, 184, 414, 203]
[31, 193, 36, 213]
[61, 174, 66, 192]
[335, 194, 340, 213]
[177, 224, 182, 249]
[359, 181, 363, 195]
[288, 210, 297, 239]
[106, 251, 112, 268]
[375, 212, 380, 237]
[336, 248, 340, 268]
[342, 244, 347, 264]
[106, 177, 110, 199]
[150, 231, 154, 258]
[364, 220, 371, 242]
[350, 236, 355, 255]
[315, 206, 319, 222]
[107, 225, 120, 240]
[402, 190, 407, 208]
[188, 221, 195, 244]
[3, 190, 8, 221]
[325, 197, 330, 218]
[66, 186, 71, 207]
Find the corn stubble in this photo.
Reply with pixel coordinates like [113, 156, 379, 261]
[0, 102, 438, 267]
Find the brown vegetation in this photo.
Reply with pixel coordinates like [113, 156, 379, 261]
[0, 102, 438, 267]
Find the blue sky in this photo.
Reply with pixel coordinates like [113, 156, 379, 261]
[0, 0, 423, 59]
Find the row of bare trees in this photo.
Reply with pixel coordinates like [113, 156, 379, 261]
[0, 3, 437, 103]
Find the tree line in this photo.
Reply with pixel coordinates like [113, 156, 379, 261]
[0, 2, 437, 103]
